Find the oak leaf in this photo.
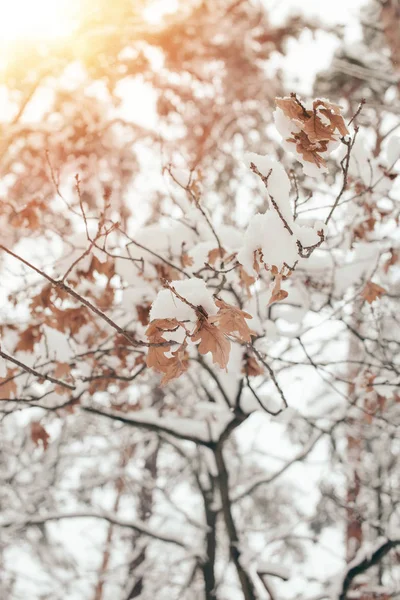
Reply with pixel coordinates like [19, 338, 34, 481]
[0, 369, 17, 400]
[208, 247, 226, 266]
[146, 318, 180, 373]
[54, 362, 71, 379]
[191, 319, 230, 370]
[276, 97, 308, 122]
[239, 267, 256, 297]
[11, 199, 45, 230]
[289, 131, 328, 169]
[302, 110, 337, 143]
[181, 252, 194, 268]
[243, 355, 264, 377]
[136, 303, 151, 326]
[383, 249, 398, 273]
[362, 281, 387, 304]
[160, 346, 190, 386]
[319, 108, 349, 137]
[15, 325, 42, 353]
[210, 299, 253, 343]
[154, 263, 181, 282]
[30, 422, 50, 450]
[268, 273, 289, 305]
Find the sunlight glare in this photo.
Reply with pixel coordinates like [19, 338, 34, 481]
[0, 0, 74, 42]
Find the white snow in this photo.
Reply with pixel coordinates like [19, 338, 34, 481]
[149, 278, 218, 322]
[237, 211, 299, 274]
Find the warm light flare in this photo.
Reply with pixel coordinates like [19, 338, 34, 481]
[0, 0, 75, 42]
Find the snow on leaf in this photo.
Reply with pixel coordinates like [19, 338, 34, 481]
[362, 281, 387, 304]
[245, 152, 293, 223]
[191, 319, 230, 370]
[274, 95, 348, 177]
[237, 212, 298, 275]
[150, 278, 218, 322]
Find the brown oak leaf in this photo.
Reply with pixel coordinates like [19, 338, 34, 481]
[11, 199, 46, 230]
[160, 346, 190, 386]
[210, 299, 253, 343]
[154, 263, 181, 282]
[0, 369, 17, 400]
[268, 273, 289, 305]
[383, 249, 398, 273]
[181, 252, 194, 268]
[289, 131, 328, 169]
[362, 281, 387, 304]
[239, 267, 256, 297]
[146, 318, 180, 373]
[136, 303, 151, 326]
[302, 110, 337, 143]
[191, 319, 230, 370]
[319, 108, 349, 137]
[242, 355, 264, 377]
[15, 325, 42, 353]
[30, 422, 50, 450]
[208, 247, 226, 266]
[276, 97, 308, 122]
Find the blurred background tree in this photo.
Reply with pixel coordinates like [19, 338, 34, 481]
[0, 1, 399, 600]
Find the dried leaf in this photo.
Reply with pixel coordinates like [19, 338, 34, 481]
[319, 108, 349, 137]
[15, 325, 42, 352]
[210, 299, 253, 343]
[239, 267, 256, 297]
[191, 319, 230, 370]
[243, 355, 264, 377]
[383, 249, 398, 273]
[11, 199, 46, 230]
[181, 252, 194, 268]
[0, 369, 17, 400]
[362, 281, 387, 304]
[268, 273, 289, 305]
[160, 346, 190, 386]
[289, 131, 327, 169]
[276, 97, 308, 122]
[302, 110, 337, 143]
[30, 422, 50, 450]
[48, 307, 91, 335]
[154, 263, 181, 282]
[146, 318, 180, 373]
[54, 362, 71, 379]
[277, 96, 348, 168]
[136, 303, 151, 326]
[208, 247, 226, 266]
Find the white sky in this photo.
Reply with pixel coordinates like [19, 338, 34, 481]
[266, 0, 369, 94]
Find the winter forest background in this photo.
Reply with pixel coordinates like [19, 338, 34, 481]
[0, 1, 399, 599]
